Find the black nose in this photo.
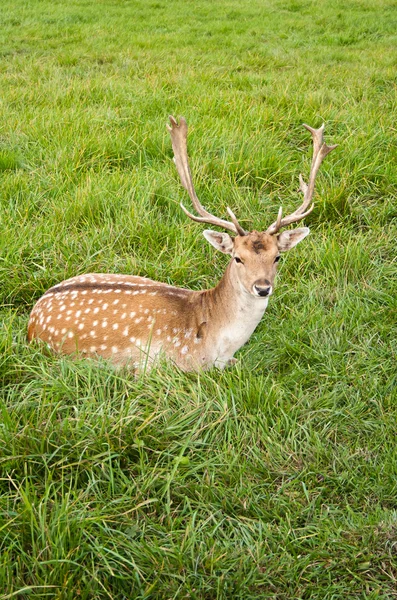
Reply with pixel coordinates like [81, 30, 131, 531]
[254, 285, 272, 297]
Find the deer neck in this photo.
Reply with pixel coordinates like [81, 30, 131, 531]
[199, 261, 269, 366]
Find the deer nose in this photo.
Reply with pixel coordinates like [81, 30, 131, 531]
[253, 284, 272, 297]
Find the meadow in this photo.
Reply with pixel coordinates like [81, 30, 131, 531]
[0, 0, 396, 597]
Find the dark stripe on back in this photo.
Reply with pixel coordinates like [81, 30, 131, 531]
[44, 282, 143, 295]
[43, 281, 190, 298]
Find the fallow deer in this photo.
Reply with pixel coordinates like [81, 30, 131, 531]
[28, 117, 336, 371]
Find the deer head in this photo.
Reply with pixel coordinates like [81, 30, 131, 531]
[167, 116, 337, 300]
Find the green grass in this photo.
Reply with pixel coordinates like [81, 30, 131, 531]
[1, 0, 397, 597]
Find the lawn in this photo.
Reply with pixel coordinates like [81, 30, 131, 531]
[0, 0, 397, 598]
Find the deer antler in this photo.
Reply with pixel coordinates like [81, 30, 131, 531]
[266, 124, 337, 235]
[167, 116, 247, 236]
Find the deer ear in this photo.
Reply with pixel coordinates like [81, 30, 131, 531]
[277, 227, 310, 252]
[203, 230, 234, 255]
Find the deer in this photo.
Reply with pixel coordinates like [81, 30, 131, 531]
[28, 116, 336, 371]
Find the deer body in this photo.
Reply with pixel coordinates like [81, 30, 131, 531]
[27, 234, 275, 370]
[27, 271, 268, 371]
[28, 117, 336, 371]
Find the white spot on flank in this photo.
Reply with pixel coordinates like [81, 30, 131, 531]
[78, 323, 84, 330]
[181, 345, 188, 355]
[60, 305, 66, 311]
[88, 298, 94, 304]
[100, 344, 107, 351]
[123, 326, 129, 336]
[76, 310, 81, 317]
[130, 311, 136, 318]
[134, 317, 143, 324]
[121, 312, 126, 319]
[102, 303, 108, 310]
[93, 307, 99, 314]
[111, 346, 118, 353]
[66, 310, 72, 316]
[112, 323, 119, 330]
[90, 346, 97, 353]
[90, 331, 96, 337]
[113, 299, 119, 305]
[102, 321, 108, 328]
[129, 337, 136, 343]
[67, 331, 74, 338]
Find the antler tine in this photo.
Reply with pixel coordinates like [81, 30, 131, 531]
[266, 206, 283, 236]
[167, 116, 246, 236]
[226, 207, 247, 236]
[266, 123, 337, 234]
[299, 123, 338, 215]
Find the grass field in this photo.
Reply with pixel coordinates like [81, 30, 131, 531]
[1, 0, 397, 597]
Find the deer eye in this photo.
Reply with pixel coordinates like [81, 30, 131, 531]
[235, 257, 243, 264]
[274, 255, 281, 263]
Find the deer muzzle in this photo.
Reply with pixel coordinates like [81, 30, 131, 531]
[253, 280, 273, 298]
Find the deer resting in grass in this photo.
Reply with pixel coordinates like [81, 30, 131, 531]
[28, 117, 336, 371]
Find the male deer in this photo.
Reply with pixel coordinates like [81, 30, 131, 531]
[28, 117, 336, 371]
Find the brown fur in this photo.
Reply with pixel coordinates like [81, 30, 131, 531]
[28, 229, 308, 371]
